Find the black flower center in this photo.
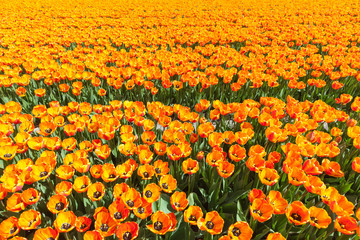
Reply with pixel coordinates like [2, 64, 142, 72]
[80, 223, 87, 229]
[123, 232, 132, 240]
[81, 184, 87, 189]
[114, 212, 123, 219]
[291, 213, 302, 221]
[162, 183, 168, 189]
[4, 153, 12, 158]
[126, 200, 134, 207]
[155, 168, 161, 174]
[154, 221, 163, 231]
[39, 171, 48, 177]
[310, 217, 318, 224]
[138, 207, 144, 214]
[55, 202, 65, 211]
[253, 209, 263, 216]
[232, 227, 241, 237]
[61, 223, 71, 230]
[206, 221, 214, 229]
[9, 227, 17, 234]
[100, 223, 109, 232]
[188, 215, 196, 221]
[93, 191, 102, 199]
[45, 128, 52, 133]
[143, 172, 149, 178]
[109, 174, 116, 178]
[145, 190, 152, 198]
[28, 219, 35, 226]
[174, 202, 181, 207]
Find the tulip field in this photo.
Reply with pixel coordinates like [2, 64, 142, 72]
[1, 0, 360, 239]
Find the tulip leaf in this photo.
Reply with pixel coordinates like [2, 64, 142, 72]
[188, 192, 205, 211]
[253, 227, 271, 240]
[156, 193, 173, 214]
[170, 217, 195, 240]
[223, 189, 249, 205]
[236, 200, 246, 222]
[339, 182, 353, 194]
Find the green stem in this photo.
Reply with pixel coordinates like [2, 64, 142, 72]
[46, 177, 55, 194]
[324, 230, 335, 239]
[64, 232, 70, 240]
[188, 174, 191, 195]
[286, 224, 293, 238]
[0, 200, 5, 210]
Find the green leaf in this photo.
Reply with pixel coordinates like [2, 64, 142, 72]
[170, 217, 195, 240]
[253, 227, 272, 240]
[223, 189, 249, 205]
[236, 200, 246, 222]
[339, 182, 353, 194]
[155, 193, 173, 214]
[188, 192, 205, 211]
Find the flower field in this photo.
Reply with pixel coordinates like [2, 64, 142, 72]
[1, 0, 360, 239]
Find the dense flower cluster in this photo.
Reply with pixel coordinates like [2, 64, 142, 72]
[0, 0, 360, 239]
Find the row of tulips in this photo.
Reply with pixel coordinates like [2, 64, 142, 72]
[0, 96, 359, 239]
[1, 0, 360, 111]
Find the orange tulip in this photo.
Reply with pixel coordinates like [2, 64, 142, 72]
[197, 211, 224, 235]
[228, 221, 253, 240]
[286, 201, 310, 225]
[250, 198, 274, 222]
[147, 211, 177, 235]
[116, 222, 139, 240]
[53, 211, 77, 232]
[309, 206, 331, 229]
